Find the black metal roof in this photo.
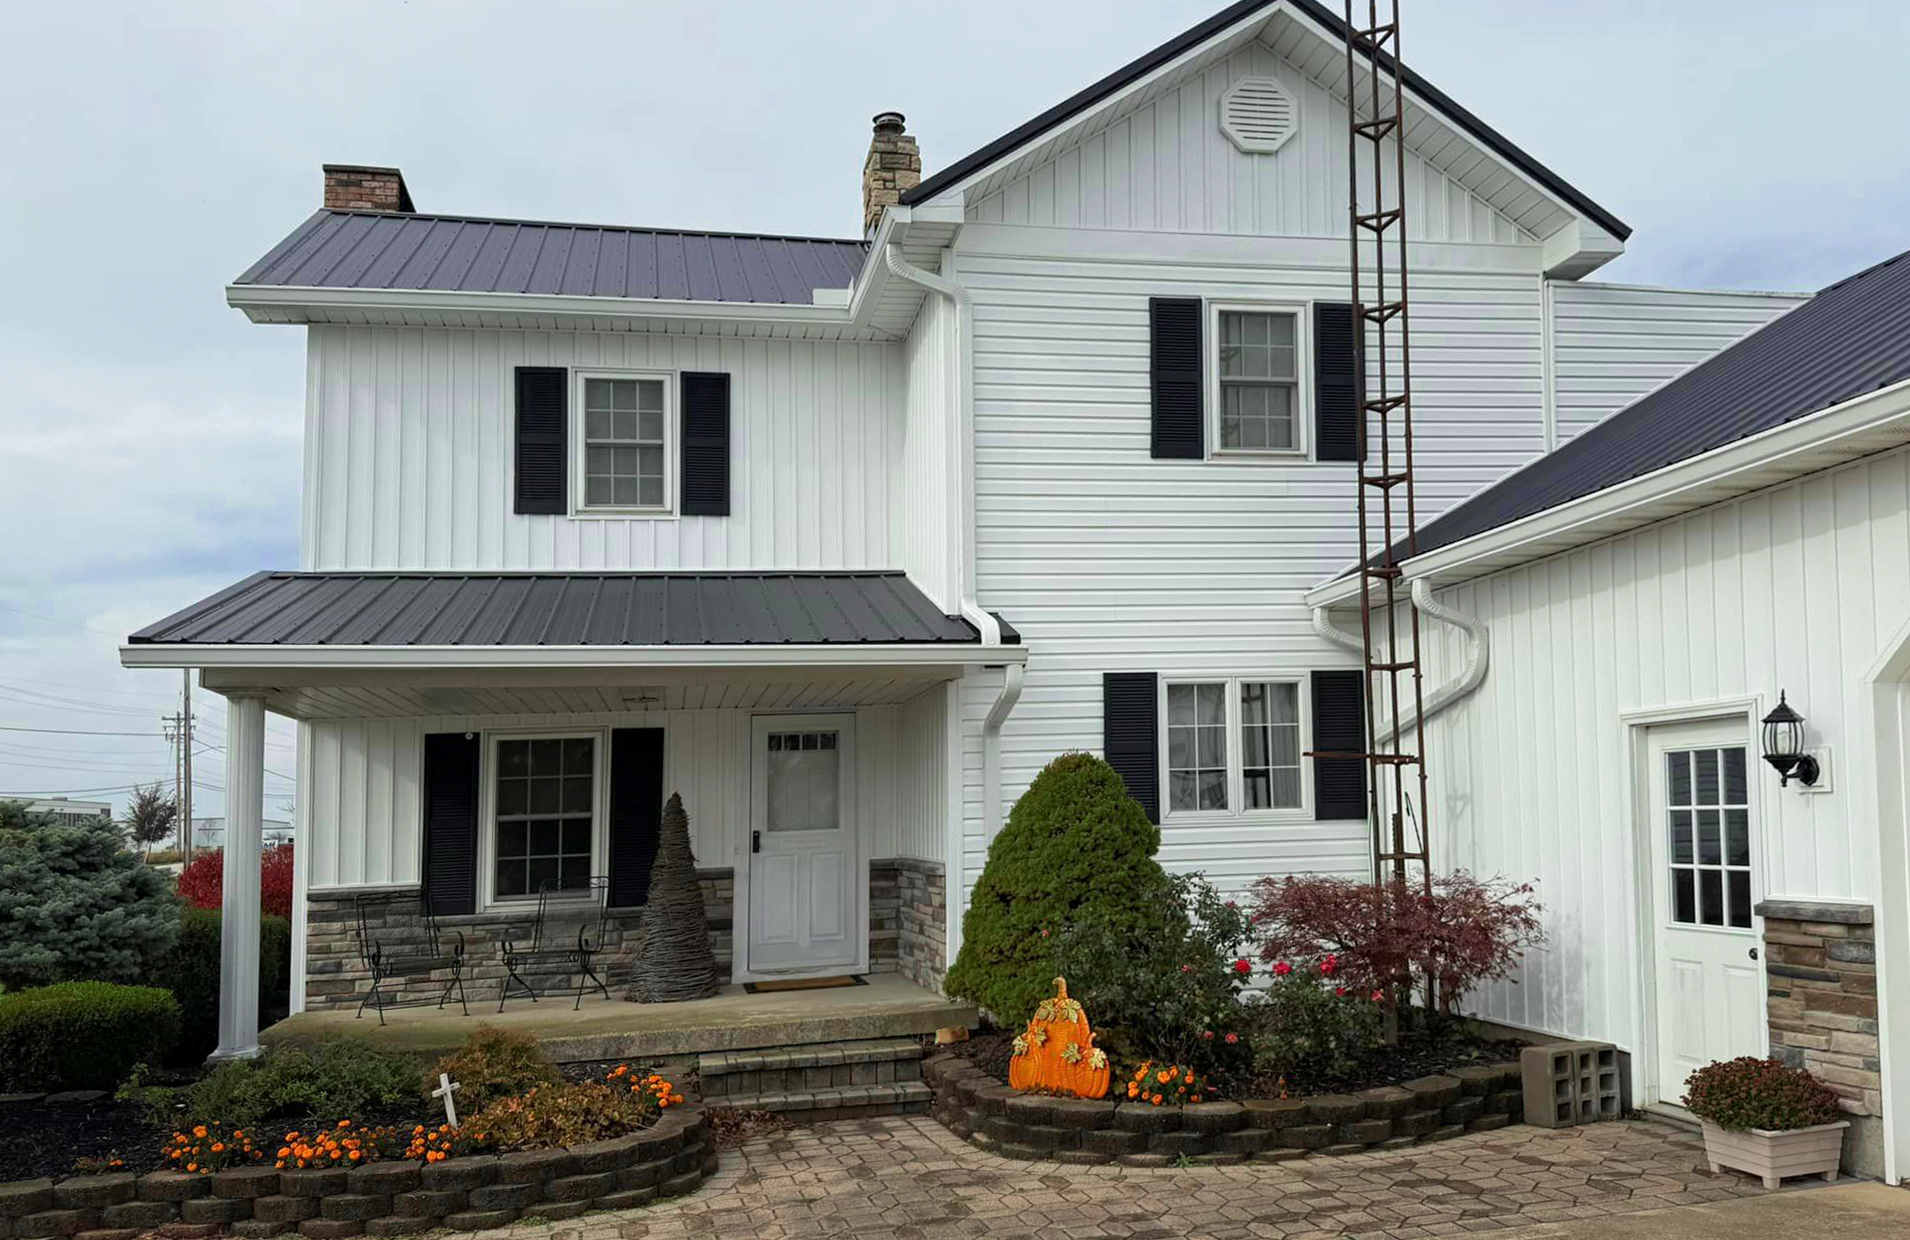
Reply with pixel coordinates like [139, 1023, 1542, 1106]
[1391, 248, 1910, 563]
[901, 0, 1630, 241]
[235, 210, 868, 304]
[130, 572, 1018, 648]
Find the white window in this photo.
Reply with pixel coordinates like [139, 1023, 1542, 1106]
[490, 734, 599, 900]
[577, 372, 672, 514]
[1210, 302, 1307, 457]
[1163, 678, 1306, 816]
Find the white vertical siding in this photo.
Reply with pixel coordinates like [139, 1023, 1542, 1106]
[897, 289, 959, 611]
[965, 41, 1531, 245]
[1420, 445, 1910, 1044]
[1549, 282, 1807, 444]
[300, 704, 912, 890]
[888, 686, 949, 863]
[303, 327, 905, 572]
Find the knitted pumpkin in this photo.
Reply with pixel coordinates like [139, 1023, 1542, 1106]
[1008, 977, 1110, 1099]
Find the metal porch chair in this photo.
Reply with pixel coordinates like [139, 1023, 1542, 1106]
[354, 889, 468, 1025]
[497, 875, 616, 1011]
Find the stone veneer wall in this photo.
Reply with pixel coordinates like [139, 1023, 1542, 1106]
[922, 1056, 1525, 1165]
[303, 870, 734, 1012]
[868, 858, 947, 992]
[0, 1106, 714, 1239]
[1754, 900, 1880, 1114]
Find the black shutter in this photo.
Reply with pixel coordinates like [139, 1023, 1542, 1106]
[1149, 297, 1203, 459]
[679, 372, 731, 516]
[514, 366, 568, 514]
[1314, 302, 1361, 462]
[1102, 672, 1160, 824]
[1311, 670, 1367, 820]
[607, 728, 666, 908]
[421, 732, 481, 916]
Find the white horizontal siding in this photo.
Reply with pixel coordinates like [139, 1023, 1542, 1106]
[1420, 445, 1910, 1045]
[1550, 282, 1808, 444]
[298, 703, 913, 889]
[899, 286, 959, 611]
[303, 326, 904, 572]
[965, 39, 1531, 245]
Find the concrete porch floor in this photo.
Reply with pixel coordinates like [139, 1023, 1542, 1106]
[260, 973, 976, 1063]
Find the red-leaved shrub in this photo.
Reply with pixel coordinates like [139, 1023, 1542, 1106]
[1248, 870, 1543, 1016]
[176, 843, 295, 920]
[1682, 1057, 1842, 1131]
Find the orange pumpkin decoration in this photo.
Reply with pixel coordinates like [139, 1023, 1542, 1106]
[1008, 977, 1110, 1099]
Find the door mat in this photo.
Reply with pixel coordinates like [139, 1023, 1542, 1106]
[743, 975, 869, 994]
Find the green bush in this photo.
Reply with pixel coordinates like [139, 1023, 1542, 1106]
[1051, 873, 1258, 1082]
[1243, 961, 1384, 1080]
[1682, 1057, 1843, 1131]
[153, 907, 293, 1063]
[0, 982, 182, 1091]
[427, 1026, 560, 1115]
[181, 1038, 424, 1126]
[0, 816, 181, 991]
[944, 752, 1172, 1026]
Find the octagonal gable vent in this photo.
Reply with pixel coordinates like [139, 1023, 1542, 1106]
[1220, 77, 1299, 154]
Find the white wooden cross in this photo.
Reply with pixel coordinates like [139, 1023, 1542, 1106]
[433, 1073, 462, 1128]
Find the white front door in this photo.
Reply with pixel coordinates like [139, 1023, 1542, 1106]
[1647, 719, 1767, 1106]
[747, 714, 859, 975]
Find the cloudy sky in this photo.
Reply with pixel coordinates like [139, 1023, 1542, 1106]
[1, 0, 1906, 824]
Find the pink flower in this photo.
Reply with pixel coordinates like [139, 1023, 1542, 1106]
[1371, 989, 1385, 1003]
[1232, 958, 1253, 976]
[1272, 961, 1292, 977]
[1224, 1032, 1239, 1045]
[1180, 964, 1193, 973]
[1039, 928, 1049, 937]
[1202, 1030, 1215, 1040]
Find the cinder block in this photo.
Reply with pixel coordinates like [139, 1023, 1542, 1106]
[1520, 1040, 1621, 1128]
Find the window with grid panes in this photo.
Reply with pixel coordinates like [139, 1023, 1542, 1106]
[1217, 310, 1300, 451]
[494, 736, 595, 899]
[581, 377, 667, 509]
[1664, 746, 1752, 928]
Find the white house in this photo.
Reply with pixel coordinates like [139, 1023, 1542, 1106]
[2, 796, 113, 825]
[123, 0, 1844, 1150]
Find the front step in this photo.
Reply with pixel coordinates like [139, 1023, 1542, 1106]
[697, 1037, 931, 1120]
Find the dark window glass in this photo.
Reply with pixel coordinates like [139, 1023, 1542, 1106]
[1673, 870, 1696, 924]
[1697, 810, 1722, 865]
[1699, 870, 1724, 927]
[1723, 748, 1747, 804]
[1669, 811, 1693, 864]
[1728, 871, 1752, 929]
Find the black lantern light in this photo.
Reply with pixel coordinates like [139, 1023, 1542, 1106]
[1761, 691, 1820, 787]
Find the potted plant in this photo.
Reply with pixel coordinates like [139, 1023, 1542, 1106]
[1682, 1056, 1848, 1189]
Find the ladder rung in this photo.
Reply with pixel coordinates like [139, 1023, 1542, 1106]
[1376, 852, 1429, 863]
[1356, 23, 1397, 46]
[1361, 471, 1410, 489]
[1354, 115, 1400, 142]
[1363, 564, 1403, 580]
[1369, 753, 1421, 766]
[1366, 660, 1415, 673]
[1361, 302, 1405, 324]
[1363, 394, 1408, 414]
[1356, 208, 1403, 234]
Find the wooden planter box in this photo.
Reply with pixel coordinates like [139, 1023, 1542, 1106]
[1700, 1119, 1848, 1189]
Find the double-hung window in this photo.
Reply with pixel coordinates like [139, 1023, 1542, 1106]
[491, 735, 598, 900]
[1163, 678, 1304, 815]
[578, 373, 672, 513]
[1211, 303, 1306, 455]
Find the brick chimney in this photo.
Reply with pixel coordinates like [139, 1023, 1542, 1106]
[862, 112, 920, 234]
[322, 164, 415, 213]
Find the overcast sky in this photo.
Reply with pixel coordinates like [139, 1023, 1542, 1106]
[1, 0, 1906, 824]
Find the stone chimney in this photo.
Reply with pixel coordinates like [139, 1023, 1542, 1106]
[862, 112, 920, 234]
[322, 164, 415, 213]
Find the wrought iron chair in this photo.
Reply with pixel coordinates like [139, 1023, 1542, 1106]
[497, 875, 616, 1011]
[354, 890, 468, 1025]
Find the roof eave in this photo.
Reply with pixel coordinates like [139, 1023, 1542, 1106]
[1305, 376, 1910, 608]
[119, 642, 1028, 672]
[225, 283, 866, 329]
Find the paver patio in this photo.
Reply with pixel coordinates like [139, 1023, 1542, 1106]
[486, 1111, 1835, 1240]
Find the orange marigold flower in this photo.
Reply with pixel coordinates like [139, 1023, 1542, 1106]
[193, 1126, 208, 1138]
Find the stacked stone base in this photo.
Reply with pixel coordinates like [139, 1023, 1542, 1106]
[923, 1056, 1525, 1165]
[0, 1108, 714, 1239]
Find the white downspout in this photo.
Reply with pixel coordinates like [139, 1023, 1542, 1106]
[1309, 577, 1490, 736]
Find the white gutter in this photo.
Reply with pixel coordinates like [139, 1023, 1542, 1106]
[119, 642, 1028, 672]
[881, 241, 1026, 846]
[1309, 578, 1489, 736]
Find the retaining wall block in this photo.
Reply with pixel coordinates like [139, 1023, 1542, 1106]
[251, 1197, 318, 1225]
[52, 1180, 134, 1212]
[316, 1196, 389, 1224]
[0, 1183, 55, 1218]
[98, 1201, 176, 1230]
[212, 1170, 280, 1201]
[1401, 1075, 1463, 1110]
[344, 1167, 416, 1198]
[135, 1174, 207, 1203]
[1181, 1102, 1246, 1134]
[1240, 1099, 1308, 1130]
[1305, 1095, 1368, 1127]
[417, 1157, 494, 1193]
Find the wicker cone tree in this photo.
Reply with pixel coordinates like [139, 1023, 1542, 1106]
[627, 792, 720, 1003]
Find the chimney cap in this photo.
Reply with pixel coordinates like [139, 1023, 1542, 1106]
[872, 111, 907, 134]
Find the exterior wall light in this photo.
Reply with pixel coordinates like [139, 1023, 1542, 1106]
[1761, 692, 1820, 787]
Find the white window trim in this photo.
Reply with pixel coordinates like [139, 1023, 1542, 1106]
[1157, 675, 1312, 824]
[1207, 299, 1311, 461]
[477, 726, 610, 912]
[571, 368, 677, 519]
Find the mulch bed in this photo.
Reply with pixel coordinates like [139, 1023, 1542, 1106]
[938, 1025, 1525, 1101]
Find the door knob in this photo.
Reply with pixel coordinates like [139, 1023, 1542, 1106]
[1748, 947, 1759, 961]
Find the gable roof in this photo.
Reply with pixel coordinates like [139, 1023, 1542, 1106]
[901, 0, 1630, 242]
[236, 209, 868, 305]
[1375, 248, 1910, 568]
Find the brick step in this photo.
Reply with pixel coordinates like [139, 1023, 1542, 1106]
[696, 1038, 924, 1099]
[713, 1080, 933, 1121]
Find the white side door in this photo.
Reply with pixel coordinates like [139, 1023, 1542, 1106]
[1647, 719, 1766, 1106]
[747, 714, 859, 975]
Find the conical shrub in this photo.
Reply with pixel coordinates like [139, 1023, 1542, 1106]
[944, 752, 1172, 1025]
[627, 792, 720, 1003]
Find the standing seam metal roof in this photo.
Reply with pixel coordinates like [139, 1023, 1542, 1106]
[1388, 248, 1910, 564]
[129, 572, 1019, 648]
[235, 210, 870, 304]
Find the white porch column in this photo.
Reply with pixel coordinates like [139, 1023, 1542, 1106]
[210, 691, 267, 1061]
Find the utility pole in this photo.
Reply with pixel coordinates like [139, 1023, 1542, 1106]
[181, 670, 194, 862]
[163, 710, 182, 849]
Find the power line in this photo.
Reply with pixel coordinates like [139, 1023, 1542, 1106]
[0, 725, 164, 737]
[0, 601, 116, 637]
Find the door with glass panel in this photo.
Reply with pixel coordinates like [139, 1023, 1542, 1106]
[1646, 719, 1765, 1106]
[747, 715, 858, 974]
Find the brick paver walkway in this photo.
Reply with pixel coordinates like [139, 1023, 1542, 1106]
[498, 1113, 1815, 1240]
